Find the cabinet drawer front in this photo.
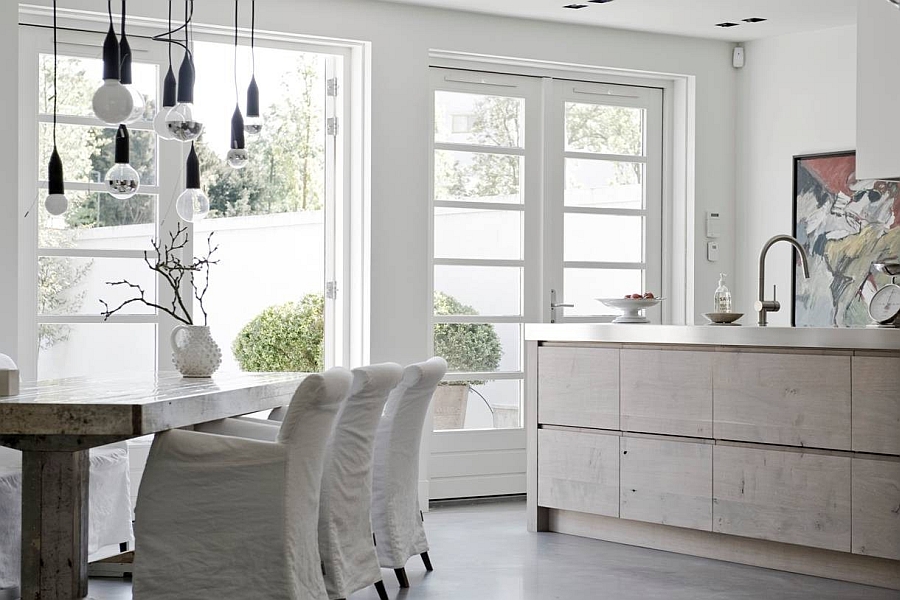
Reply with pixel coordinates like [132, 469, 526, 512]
[621, 437, 712, 531]
[852, 357, 900, 455]
[713, 445, 851, 552]
[538, 428, 619, 517]
[713, 352, 851, 449]
[852, 458, 900, 560]
[538, 347, 619, 429]
[621, 349, 712, 437]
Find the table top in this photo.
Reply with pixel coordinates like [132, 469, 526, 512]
[0, 371, 307, 445]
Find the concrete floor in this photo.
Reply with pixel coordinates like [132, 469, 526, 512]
[89, 500, 900, 600]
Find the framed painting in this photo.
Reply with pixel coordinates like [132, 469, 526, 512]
[792, 151, 900, 326]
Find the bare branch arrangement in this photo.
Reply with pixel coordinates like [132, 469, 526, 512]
[100, 223, 219, 325]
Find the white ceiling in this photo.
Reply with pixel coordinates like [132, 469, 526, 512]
[379, 0, 857, 41]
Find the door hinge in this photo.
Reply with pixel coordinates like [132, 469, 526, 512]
[326, 117, 339, 136]
[325, 280, 338, 299]
[326, 77, 339, 97]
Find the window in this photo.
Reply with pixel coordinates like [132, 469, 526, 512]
[19, 20, 356, 381]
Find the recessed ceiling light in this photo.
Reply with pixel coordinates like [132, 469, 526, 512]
[715, 22, 740, 28]
[563, 3, 588, 8]
[742, 17, 767, 23]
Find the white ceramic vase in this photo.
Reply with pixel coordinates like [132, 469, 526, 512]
[170, 325, 222, 378]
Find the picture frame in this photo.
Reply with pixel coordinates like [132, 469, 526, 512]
[792, 150, 900, 327]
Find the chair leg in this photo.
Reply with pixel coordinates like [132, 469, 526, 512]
[421, 551, 434, 572]
[394, 568, 410, 588]
[374, 580, 389, 600]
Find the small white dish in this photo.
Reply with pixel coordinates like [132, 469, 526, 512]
[703, 312, 743, 324]
[598, 298, 663, 324]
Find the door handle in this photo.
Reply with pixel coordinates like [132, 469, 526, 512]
[549, 289, 574, 323]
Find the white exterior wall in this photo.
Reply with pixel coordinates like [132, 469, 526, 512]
[734, 26, 857, 324]
[0, 5, 18, 362]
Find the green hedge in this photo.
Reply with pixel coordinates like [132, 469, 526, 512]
[232, 294, 324, 372]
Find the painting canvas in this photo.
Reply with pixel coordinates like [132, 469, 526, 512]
[792, 151, 900, 327]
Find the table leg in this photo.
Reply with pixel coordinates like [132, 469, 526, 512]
[20, 450, 90, 600]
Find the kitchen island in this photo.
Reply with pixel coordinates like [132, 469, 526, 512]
[525, 325, 900, 589]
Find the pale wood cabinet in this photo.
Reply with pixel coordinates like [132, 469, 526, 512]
[713, 351, 851, 450]
[852, 356, 900, 456]
[621, 349, 712, 437]
[620, 436, 712, 531]
[852, 458, 900, 561]
[538, 428, 619, 517]
[713, 445, 851, 552]
[538, 346, 619, 429]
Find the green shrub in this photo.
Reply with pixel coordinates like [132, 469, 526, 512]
[433, 291, 502, 385]
[232, 294, 324, 372]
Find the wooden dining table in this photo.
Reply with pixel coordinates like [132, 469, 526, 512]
[0, 371, 308, 600]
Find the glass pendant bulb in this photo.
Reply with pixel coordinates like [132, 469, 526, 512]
[175, 143, 209, 222]
[166, 53, 203, 142]
[226, 105, 249, 169]
[244, 76, 263, 136]
[45, 147, 68, 216]
[105, 125, 140, 199]
[92, 24, 133, 125]
[153, 66, 178, 139]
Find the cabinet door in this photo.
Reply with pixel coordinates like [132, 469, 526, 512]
[538, 346, 619, 429]
[713, 445, 851, 552]
[620, 436, 712, 531]
[621, 349, 712, 437]
[538, 428, 619, 517]
[713, 352, 851, 450]
[852, 458, 900, 561]
[852, 356, 900, 455]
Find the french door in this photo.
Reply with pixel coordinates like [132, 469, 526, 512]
[428, 68, 664, 499]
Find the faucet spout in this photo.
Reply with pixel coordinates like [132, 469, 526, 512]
[756, 234, 810, 327]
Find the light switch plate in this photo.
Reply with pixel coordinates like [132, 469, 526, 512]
[707, 241, 719, 262]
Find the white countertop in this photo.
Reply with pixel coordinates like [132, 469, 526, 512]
[524, 324, 900, 351]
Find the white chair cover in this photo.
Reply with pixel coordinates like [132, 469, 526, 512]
[133, 368, 353, 600]
[319, 363, 403, 599]
[0, 443, 134, 590]
[371, 357, 447, 569]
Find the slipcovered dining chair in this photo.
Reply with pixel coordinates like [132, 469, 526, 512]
[0, 443, 134, 592]
[317, 363, 403, 600]
[132, 368, 353, 600]
[371, 357, 447, 588]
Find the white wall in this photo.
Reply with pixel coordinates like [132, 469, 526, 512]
[0, 4, 18, 362]
[734, 26, 857, 325]
[14, 0, 738, 365]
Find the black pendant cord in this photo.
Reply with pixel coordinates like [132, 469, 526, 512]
[52, 0, 58, 148]
[250, 0, 256, 77]
[151, 0, 192, 60]
[233, 0, 239, 105]
[167, 0, 173, 69]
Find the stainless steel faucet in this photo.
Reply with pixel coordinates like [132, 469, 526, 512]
[754, 234, 811, 327]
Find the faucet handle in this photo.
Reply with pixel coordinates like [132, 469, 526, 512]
[773, 284, 777, 303]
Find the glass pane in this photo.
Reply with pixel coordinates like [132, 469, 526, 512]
[192, 42, 327, 217]
[39, 54, 158, 121]
[194, 214, 325, 374]
[40, 123, 157, 185]
[564, 214, 643, 263]
[435, 91, 524, 148]
[434, 150, 522, 204]
[564, 268, 645, 317]
[434, 379, 522, 431]
[38, 256, 156, 316]
[38, 191, 157, 250]
[434, 207, 522, 260]
[565, 158, 644, 210]
[433, 322, 520, 373]
[566, 102, 643, 156]
[434, 267, 522, 316]
[37, 323, 156, 381]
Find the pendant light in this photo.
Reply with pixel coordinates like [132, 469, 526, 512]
[227, 0, 249, 169]
[888, 0, 900, 8]
[105, 125, 140, 199]
[45, 0, 68, 216]
[166, 0, 203, 142]
[92, 0, 134, 125]
[243, 0, 262, 136]
[175, 142, 210, 222]
[119, 0, 145, 124]
[153, 1, 178, 140]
